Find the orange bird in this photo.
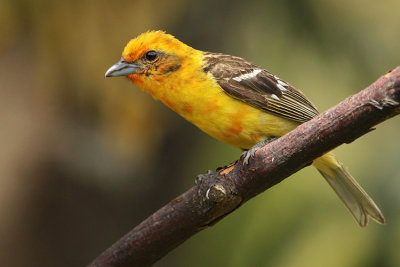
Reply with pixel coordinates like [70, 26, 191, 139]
[105, 31, 384, 226]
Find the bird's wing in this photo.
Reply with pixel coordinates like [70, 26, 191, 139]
[202, 52, 319, 123]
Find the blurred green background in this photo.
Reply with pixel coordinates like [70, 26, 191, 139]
[1, 0, 399, 266]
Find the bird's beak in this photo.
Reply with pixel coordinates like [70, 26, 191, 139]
[105, 59, 140, 77]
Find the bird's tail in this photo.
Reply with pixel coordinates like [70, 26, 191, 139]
[313, 153, 385, 227]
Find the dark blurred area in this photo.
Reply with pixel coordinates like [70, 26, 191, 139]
[1, 0, 399, 266]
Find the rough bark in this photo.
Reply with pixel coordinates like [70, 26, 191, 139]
[89, 66, 400, 267]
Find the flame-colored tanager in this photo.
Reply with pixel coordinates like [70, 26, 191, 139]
[105, 31, 384, 227]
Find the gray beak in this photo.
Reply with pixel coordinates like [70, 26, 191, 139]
[105, 59, 140, 77]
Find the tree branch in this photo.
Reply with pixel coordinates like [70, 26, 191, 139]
[88, 66, 400, 267]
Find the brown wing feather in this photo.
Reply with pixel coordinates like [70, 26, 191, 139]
[202, 52, 319, 123]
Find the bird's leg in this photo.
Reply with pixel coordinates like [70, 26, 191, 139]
[241, 136, 279, 165]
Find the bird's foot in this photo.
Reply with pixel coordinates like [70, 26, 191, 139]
[241, 136, 279, 165]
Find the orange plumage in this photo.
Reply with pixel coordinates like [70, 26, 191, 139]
[105, 31, 385, 226]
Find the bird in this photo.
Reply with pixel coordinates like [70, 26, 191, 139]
[105, 30, 384, 227]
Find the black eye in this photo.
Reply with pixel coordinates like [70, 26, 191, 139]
[145, 50, 158, 62]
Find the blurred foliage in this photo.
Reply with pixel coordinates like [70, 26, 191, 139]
[0, 0, 399, 266]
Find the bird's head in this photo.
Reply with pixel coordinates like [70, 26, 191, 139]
[105, 31, 194, 86]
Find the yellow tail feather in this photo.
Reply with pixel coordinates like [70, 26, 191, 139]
[313, 154, 385, 227]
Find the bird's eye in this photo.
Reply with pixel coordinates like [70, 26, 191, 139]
[145, 50, 158, 62]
